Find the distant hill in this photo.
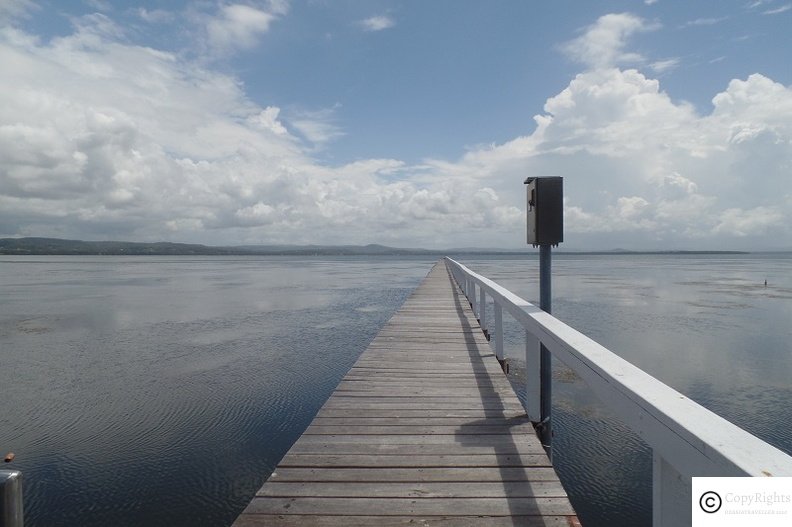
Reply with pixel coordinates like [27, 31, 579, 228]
[0, 237, 438, 256]
[0, 237, 236, 255]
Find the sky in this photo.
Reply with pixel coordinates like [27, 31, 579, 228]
[1, 0, 791, 250]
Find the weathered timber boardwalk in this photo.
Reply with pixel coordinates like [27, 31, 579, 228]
[233, 261, 579, 526]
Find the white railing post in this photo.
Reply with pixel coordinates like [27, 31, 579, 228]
[479, 286, 486, 333]
[653, 452, 690, 527]
[470, 280, 477, 315]
[524, 330, 541, 422]
[494, 301, 504, 364]
[1, 470, 23, 527]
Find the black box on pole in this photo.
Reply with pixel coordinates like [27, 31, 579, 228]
[524, 176, 563, 247]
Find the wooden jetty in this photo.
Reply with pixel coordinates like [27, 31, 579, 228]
[233, 261, 579, 526]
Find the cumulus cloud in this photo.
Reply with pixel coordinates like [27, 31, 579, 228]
[0, 14, 510, 247]
[434, 67, 792, 248]
[1, 15, 292, 239]
[394, 11, 788, 249]
[713, 206, 783, 236]
[359, 15, 395, 32]
[198, 2, 287, 57]
[562, 13, 659, 69]
[1, 9, 791, 250]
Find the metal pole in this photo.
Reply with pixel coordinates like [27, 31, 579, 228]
[1, 470, 23, 527]
[539, 244, 552, 457]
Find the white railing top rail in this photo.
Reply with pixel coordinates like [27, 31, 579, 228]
[445, 257, 792, 478]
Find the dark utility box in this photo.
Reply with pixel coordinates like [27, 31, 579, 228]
[524, 176, 563, 246]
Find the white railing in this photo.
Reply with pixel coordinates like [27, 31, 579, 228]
[445, 257, 792, 527]
[0, 470, 23, 527]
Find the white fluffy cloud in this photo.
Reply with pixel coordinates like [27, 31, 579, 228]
[198, 2, 287, 57]
[1, 10, 791, 250]
[407, 12, 791, 250]
[437, 67, 792, 249]
[0, 14, 507, 247]
[563, 13, 659, 69]
[359, 15, 395, 32]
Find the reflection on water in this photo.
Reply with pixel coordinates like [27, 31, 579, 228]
[0, 256, 433, 527]
[2, 253, 791, 527]
[463, 253, 792, 527]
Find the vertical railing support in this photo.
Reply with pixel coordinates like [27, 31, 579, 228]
[525, 331, 541, 423]
[653, 452, 690, 527]
[494, 302, 504, 368]
[479, 287, 487, 338]
[470, 281, 477, 315]
[1, 470, 23, 527]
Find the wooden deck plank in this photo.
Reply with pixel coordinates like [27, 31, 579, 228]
[329, 382, 512, 391]
[315, 408, 527, 418]
[241, 497, 576, 516]
[309, 416, 531, 426]
[292, 434, 541, 446]
[340, 372, 503, 379]
[317, 403, 527, 411]
[233, 515, 578, 527]
[277, 454, 551, 468]
[332, 388, 518, 397]
[286, 442, 546, 456]
[257, 481, 568, 498]
[267, 467, 564, 483]
[232, 260, 579, 526]
[303, 425, 537, 435]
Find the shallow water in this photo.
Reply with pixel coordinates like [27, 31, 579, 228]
[461, 253, 792, 526]
[0, 255, 433, 527]
[1, 253, 791, 526]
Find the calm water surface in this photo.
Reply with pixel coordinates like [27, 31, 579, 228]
[2, 254, 791, 526]
[0, 256, 433, 527]
[461, 253, 792, 526]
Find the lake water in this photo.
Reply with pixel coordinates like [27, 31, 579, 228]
[1, 254, 791, 526]
[461, 253, 792, 526]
